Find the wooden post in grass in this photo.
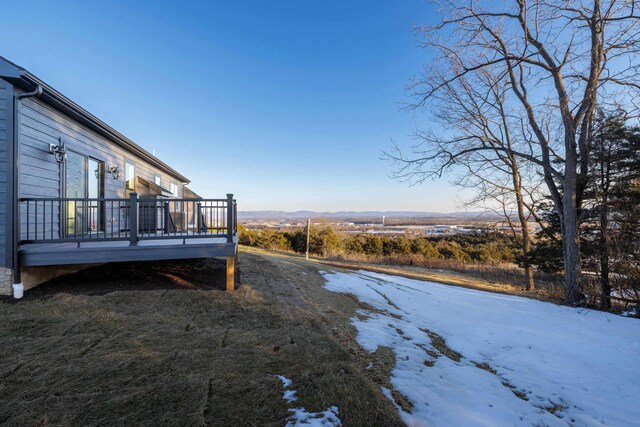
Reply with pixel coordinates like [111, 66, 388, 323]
[226, 244, 238, 292]
[226, 254, 235, 292]
[305, 218, 310, 260]
[226, 193, 237, 292]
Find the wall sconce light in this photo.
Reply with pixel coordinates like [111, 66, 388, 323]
[108, 166, 121, 179]
[48, 138, 67, 164]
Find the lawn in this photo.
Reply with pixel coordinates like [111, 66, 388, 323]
[0, 255, 402, 426]
[4, 249, 636, 426]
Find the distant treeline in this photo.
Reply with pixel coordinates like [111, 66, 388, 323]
[238, 225, 520, 264]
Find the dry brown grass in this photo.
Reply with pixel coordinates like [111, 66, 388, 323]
[0, 255, 403, 426]
[241, 245, 565, 302]
[419, 328, 462, 362]
[326, 252, 565, 297]
[312, 259, 564, 304]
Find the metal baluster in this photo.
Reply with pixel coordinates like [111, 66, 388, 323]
[26, 201, 30, 242]
[196, 201, 201, 235]
[35, 201, 38, 241]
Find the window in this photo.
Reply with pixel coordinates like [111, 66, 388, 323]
[125, 161, 135, 189]
[170, 182, 181, 211]
[65, 151, 104, 234]
[154, 175, 161, 186]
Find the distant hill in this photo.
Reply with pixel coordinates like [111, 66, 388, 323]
[238, 210, 502, 220]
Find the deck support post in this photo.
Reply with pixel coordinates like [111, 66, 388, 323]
[129, 192, 138, 246]
[226, 251, 236, 292]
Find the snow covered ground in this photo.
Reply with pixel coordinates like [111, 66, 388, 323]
[322, 270, 640, 427]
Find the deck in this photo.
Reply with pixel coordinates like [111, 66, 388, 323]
[17, 193, 240, 290]
[20, 236, 238, 266]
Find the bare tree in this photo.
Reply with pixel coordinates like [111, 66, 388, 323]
[388, 0, 640, 304]
[392, 67, 541, 289]
[457, 161, 543, 291]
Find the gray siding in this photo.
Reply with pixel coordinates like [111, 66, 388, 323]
[18, 97, 184, 240]
[0, 80, 9, 265]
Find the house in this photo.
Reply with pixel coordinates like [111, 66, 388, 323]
[0, 56, 238, 297]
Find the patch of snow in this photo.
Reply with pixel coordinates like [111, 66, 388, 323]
[283, 389, 297, 404]
[276, 375, 342, 427]
[285, 406, 341, 427]
[622, 307, 637, 317]
[276, 375, 297, 403]
[276, 375, 293, 388]
[323, 270, 640, 426]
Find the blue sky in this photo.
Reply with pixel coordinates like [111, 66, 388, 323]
[1, 0, 461, 211]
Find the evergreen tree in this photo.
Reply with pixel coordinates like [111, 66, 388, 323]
[531, 112, 640, 307]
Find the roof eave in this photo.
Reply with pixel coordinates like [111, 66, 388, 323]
[1, 58, 190, 184]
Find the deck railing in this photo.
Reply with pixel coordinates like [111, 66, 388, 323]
[20, 193, 237, 245]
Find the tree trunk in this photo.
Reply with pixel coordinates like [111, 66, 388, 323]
[599, 176, 611, 309]
[562, 187, 583, 305]
[599, 241, 611, 309]
[512, 166, 535, 291]
[524, 265, 535, 292]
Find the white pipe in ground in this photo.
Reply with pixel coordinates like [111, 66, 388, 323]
[13, 283, 23, 299]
